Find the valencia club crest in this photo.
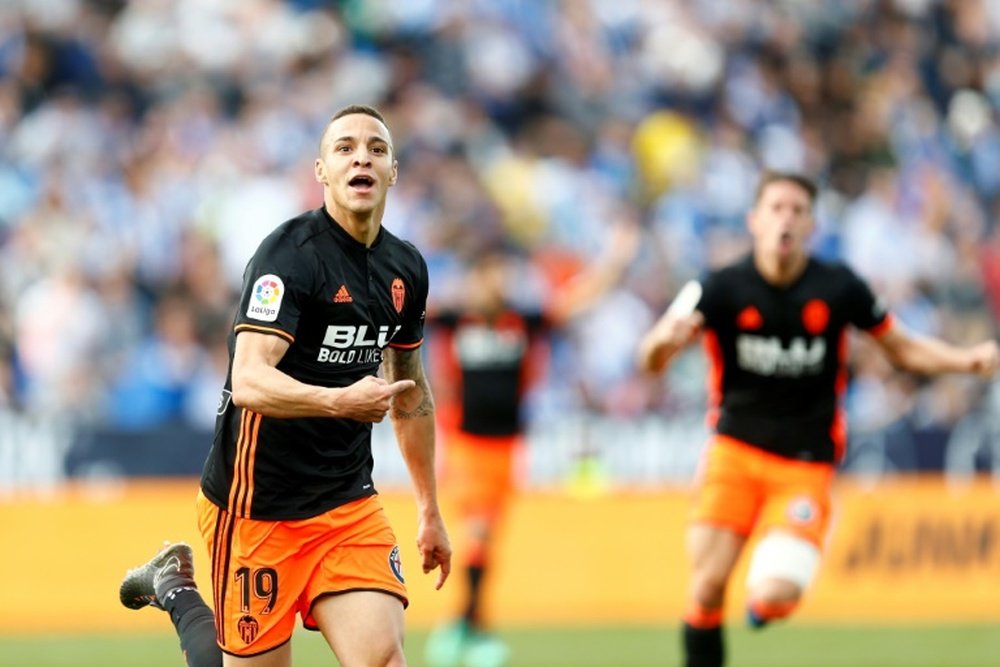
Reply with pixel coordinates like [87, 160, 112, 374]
[391, 277, 405, 314]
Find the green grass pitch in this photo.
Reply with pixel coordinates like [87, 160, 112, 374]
[2, 624, 997, 666]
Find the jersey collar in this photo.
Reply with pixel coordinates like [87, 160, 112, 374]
[320, 206, 384, 250]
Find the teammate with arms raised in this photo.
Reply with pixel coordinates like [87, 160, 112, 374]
[637, 171, 999, 667]
[120, 104, 451, 667]
[423, 223, 638, 667]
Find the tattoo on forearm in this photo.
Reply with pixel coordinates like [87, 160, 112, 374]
[391, 379, 434, 419]
[384, 347, 421, 382]
[385, 348, 435, 419]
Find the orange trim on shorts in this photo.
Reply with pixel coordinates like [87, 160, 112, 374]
[234, 323, 295, 343]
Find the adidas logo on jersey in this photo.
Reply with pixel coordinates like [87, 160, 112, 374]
[333, 285, 353, 303]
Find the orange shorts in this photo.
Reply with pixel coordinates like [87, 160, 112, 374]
[196, 491, 407, 657]
[692, 435, 834, 547]
[444, 430, 520, 520]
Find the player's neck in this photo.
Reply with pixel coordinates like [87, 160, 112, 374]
[754, 250, 809, 287]
[470, 297, 505, 319]
[324, 201, 382, 247]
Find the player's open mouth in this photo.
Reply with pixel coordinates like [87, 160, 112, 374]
[348, 175, 375, 192]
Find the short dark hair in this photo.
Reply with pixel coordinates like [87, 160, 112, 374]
[753, 170, 818, 205]
[330, 104, 387, 126]
[319, 104, 392, 154]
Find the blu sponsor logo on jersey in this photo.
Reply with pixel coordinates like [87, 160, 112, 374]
[317, 324, 402, 364]
[246, 274, 284, 322]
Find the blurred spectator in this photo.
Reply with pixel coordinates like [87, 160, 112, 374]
[14, 260, 108, 419]
[1, 0, 998, 482]
[104, 289, 207, 430]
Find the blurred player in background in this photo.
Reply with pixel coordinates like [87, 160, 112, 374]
[636, 171, 999, 667]
[423, 222, 639, 667]
[120, 104, 451, 667]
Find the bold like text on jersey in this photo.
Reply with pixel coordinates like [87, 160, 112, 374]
[317, 324, 401, 364]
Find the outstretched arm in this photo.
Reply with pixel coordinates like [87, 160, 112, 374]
[546, 219, 641, 325]
[382, 346, 452, 589]
[872, 325, 999, 378]
[636, 281, 705, 374]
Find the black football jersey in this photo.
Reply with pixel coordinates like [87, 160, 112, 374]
[201, 207, 428, 520]
[696, 254, 892, 463]
[430, 309, 548, 436]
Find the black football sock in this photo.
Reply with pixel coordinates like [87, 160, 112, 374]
[162, 588, 222, 667]
[461, 564, 485, 628]
[683, 622, 724, 667]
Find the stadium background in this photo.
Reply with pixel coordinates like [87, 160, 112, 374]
[1, 1, 999, 665]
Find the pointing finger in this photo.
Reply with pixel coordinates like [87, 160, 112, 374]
[385, 379, 416, 395]
[435, 554, 451, 590]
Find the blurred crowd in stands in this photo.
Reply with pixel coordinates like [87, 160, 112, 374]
[1, 0, 999, 477]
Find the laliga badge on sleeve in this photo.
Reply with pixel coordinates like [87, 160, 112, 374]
[247, 274, 285, 322]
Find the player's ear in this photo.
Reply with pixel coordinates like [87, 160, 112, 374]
[315, 158, 327, 185]
[388, 159, 398, 187]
